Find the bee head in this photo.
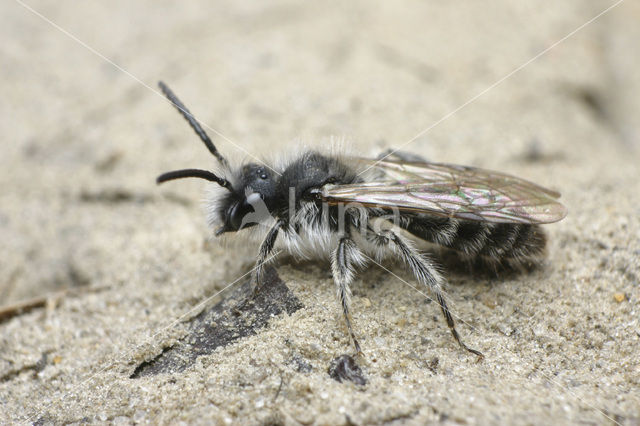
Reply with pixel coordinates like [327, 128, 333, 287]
[215, 163, 278, 235]
[154, 81, 278, 236]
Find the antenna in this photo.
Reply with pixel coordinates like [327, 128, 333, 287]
[156, 168, 232, 190]
[158, 81, 229, 169]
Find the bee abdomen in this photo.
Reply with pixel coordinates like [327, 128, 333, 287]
[402, 216, 546, 264]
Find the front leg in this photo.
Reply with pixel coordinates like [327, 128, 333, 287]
[331, 236, 367, 355]
[252, 219, 285, 295]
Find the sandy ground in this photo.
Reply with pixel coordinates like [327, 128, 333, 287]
[1, 1, 639, 424]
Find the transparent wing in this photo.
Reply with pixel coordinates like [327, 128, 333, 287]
[322, 158, 567, 224]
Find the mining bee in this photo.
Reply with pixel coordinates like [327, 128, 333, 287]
[156, 81, 567, 357]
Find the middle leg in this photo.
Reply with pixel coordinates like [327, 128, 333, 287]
[331, 236, 367, 355]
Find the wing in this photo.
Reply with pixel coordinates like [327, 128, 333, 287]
[321, 158, 567, 224]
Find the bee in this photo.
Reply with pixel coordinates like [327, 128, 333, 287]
[156, 81, 567, 357]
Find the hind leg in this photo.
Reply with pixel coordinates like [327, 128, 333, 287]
[367, 228, 483, 357]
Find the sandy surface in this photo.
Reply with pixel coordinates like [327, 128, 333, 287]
[1, 1, 639, 424]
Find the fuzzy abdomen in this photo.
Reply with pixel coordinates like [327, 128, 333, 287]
[401, 215, 547, 265]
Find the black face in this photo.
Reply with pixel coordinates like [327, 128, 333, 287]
[217, 163, 279, 234]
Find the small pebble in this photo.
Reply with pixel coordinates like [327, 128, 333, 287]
[328, 355, 367, 386]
